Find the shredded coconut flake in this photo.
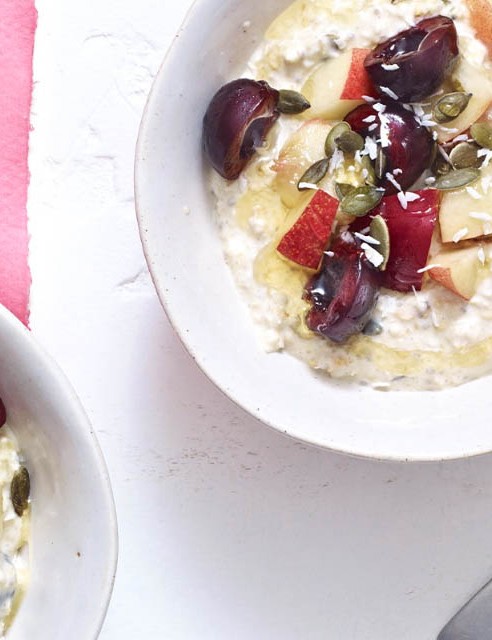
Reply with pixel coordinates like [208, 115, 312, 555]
[466, 186, 482, 200]
[368, 123, 378, 132]
[364, 136, 378, 160]
[361, 243, 384, 267]
[386, 172, 402, 192]
[373, 103, 386, 113]
[393, 168, 403, 176]
[362, 95, 376, 103]
[362, 115, 377, 123]
[355, 232, 380, 245]
[397, 191, 408, 209]
[417, 264, 442, 273]
[298, 181, 319, 191]
[381, 63, 400, 71]
[405, 192, 420, 202]
[469, 211, 492, 221]
[425, 176, 436, 185]
[380, 86, 399, 100]
[453, 134, 469, 143]
[452, 227, 469, 243]
[324, 250, 335, 258]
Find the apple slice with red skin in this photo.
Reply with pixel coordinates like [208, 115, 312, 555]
[277, 190, 338, 270]
[428, 245, 486, 300]
[350, 189, 441, 292]
[340, 49, 378, 100]
[466, 0, 492, 57]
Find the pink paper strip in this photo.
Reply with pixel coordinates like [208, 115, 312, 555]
[0, 1, 37, 326]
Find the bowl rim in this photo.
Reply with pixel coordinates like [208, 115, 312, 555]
[134, 0, 492, 464]
[0, 305, 119, 637]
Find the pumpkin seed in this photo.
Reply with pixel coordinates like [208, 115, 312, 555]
[375, 146, 387, 180]
[432, 153, 452, 177]
[335, 182, 356, 199]
[434, 167, 480, 191]
[11, 467, 30, 517]
[325, 122, 351, 157]
[471, 122, 492, 149]
[433, 92, 472, 123]
[449, 141, 481, 169]
[297, 158, 330, 190]
[362, 319, 383, 336]
[277, 90, 311, 115]
[361, 156, 376, 186]
[335, 130, 364, 153]
[340, 186, 384, 217]
[369, 215, 390, 271]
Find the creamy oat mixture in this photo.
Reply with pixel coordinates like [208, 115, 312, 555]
[0, 427, 29, 638]
[209, 0, 492, 389]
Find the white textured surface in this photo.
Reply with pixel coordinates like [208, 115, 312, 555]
[26, 1, 492, 638]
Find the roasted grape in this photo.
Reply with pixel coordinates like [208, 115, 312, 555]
[203, 79, 279, 180]
[304, 234, 380, 343]
[364, 16, 459, 103]
[344, 102, 435, 193]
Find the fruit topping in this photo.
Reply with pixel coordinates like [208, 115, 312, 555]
[428, 244, 487, 300]
[277, 190, 338, 270]
[364, 15, 459, 103]
[369, 189, 440, 292]
[304, 234, 380, 343]
[301, 49, 375, 120]
[203, 79, 280, 180]
[340, 49, 378, 100]
[344, 102, 435, 193]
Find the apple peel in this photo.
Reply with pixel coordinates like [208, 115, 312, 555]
[340, 49, 378, 100]
[276, 190, 338, 270]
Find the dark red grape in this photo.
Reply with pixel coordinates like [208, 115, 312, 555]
[344, 102, 435, 193]
[304, 234, 380, 343]
[365, 16, 459, 103]
[203, 79, 279, 180]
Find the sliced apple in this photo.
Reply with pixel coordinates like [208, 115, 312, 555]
[439, 163, 492, 243]
[466, 0, 492, 57]
[273, 119, 332, 208]
[301, 49, 375, 120]
[428, 244, 487, 299]
[432, 56, 492, 143]
[276, 190, 338, 270]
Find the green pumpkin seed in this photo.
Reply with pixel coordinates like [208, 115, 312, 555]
[340, 186, 384, 217]
[434, 167, 480, 191]
[449, 141, 481, 169]
[325, 122, 351, 157]
[335, 182, 356, 199]
[433, 92, 472, 124]
[369, 215, 390, 271]
[432, 153, 452, 177]
[335, 130, 364, 153]
[277, 90, 311, 115]
[297, 158, 330, 190]
[471, 122, 492, 150]
[362, 319, 383, 336]
[11, 467, 30, 517]
[361, 156, 376, 186]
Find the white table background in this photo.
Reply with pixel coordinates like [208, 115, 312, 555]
[26, 1, 492, 638]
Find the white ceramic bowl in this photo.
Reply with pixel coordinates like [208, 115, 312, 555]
[135, 0, 492, 462]
[0, 306, 117, 639]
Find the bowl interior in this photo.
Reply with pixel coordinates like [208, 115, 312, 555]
[136, 0, 492, 461]
[0, 307, 117, 639]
